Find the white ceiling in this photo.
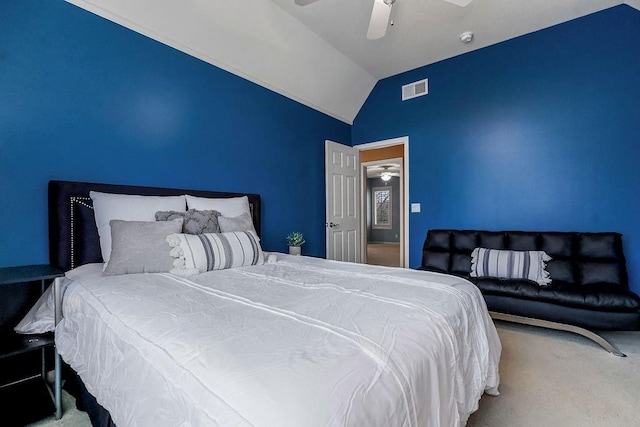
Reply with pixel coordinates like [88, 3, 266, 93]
[273, 0, 635, 80]
[66, 0, 639, 124]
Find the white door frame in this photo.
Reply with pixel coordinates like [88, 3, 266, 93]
[354, 136, 409, 267]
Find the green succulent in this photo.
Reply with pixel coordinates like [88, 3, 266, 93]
[286, 231, 305, 246]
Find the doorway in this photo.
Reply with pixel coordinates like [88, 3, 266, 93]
[356, 137, 409, 268]
[362, 158, 402, 267]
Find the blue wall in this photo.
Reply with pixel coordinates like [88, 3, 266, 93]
[3, 1, 638, 293]
[0, 0, 350, 266]
[353, 5, 640, 293]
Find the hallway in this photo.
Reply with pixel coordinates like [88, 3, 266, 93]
[366, 243, 401, 267]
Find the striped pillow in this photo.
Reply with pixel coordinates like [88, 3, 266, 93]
[167, 231, 264, 276]
[470, 247, 552, 286]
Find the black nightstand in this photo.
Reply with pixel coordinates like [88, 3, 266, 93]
[0, 264, 64, 425]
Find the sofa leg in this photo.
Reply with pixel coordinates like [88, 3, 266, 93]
[489, 311, 627, 357]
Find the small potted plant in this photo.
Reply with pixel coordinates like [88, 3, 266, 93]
[286, 231, 305, 256]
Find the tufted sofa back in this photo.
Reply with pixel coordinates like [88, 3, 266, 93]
[421, 230, 628, 289]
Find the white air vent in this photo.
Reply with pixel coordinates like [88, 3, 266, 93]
[402, 78, 428, 101]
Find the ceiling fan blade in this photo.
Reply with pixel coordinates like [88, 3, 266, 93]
[294, 0, 320, 5]
[442, 0, 473, 6]
[366, 0, 392, 40]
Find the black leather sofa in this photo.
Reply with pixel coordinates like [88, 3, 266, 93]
[419, 229, 640, 356]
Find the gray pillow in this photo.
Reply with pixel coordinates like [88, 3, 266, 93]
[104, 219, 184, 276]
[218, 212, 257, 235]
[155, 209, 221, 234]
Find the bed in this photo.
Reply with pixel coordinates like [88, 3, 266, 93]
[44, 180, 501, 427]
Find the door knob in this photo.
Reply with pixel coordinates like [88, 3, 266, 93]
[326, 222, 339, 228]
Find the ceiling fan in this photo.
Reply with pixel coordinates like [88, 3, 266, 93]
[294, 0, 473, 40]
[371, 165, 400, 181]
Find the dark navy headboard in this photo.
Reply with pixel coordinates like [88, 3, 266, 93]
[48, 180, 261, 272]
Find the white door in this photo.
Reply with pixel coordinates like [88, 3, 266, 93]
[325, 140, 360, 262]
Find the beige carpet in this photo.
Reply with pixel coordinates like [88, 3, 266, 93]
[30, 322, 640, 427]
[366, 242, 401, 267]
[468, 321, 640, 427]
[27, 390, 90, 427]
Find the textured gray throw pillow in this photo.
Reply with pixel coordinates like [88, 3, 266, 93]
[218, 212, 257, 235]
[155, 209, 221, 234]
[104, 219, 184, 276]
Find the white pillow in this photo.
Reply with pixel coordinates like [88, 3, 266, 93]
[90, 191, 186, 265]
[167, 231, 264, 276]
[185, 194, 250, 217]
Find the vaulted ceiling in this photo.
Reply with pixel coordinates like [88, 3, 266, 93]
[66, 0, 640, 124]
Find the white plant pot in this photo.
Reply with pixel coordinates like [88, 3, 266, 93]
[289, 246, 302, 256]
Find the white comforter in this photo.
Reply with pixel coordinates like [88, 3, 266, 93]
[56, 254, 501, 427]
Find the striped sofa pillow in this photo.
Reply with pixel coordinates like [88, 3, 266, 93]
[470, 247, 552, 286]
[167, 231, 264, 276]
